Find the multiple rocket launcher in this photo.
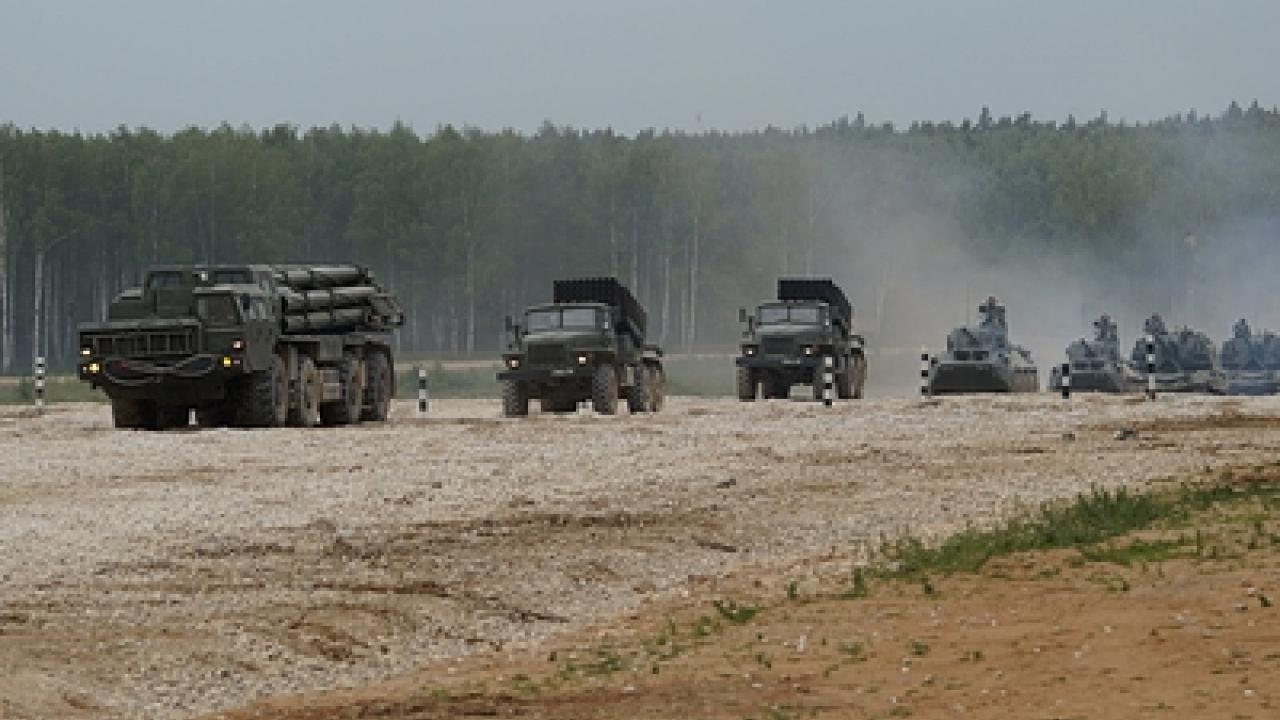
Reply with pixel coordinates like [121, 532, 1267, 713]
[271, 265, 404, 334]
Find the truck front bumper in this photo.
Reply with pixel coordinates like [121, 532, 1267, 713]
[80, 354, 244, 401]
[497, 364, 596, 383]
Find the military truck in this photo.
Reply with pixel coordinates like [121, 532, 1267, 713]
[1220, 319, 1280, 395]
[78, 264, 403, 429]
[1128, 314, 1223, 394]
[1048, 314, 1134, 393]
[928, 296, 1038, 394]
[498, 277, 665, 416]
[735, 278, 866, 401]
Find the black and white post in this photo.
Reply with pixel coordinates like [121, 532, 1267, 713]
[919, 348, 931, 398]
[1145, 334, 1156, 401]
[1060, 362, 1071, 400]
[417, 366, 429, 415]
[34, 356, 46, 414]
[822, 355, 834, 407]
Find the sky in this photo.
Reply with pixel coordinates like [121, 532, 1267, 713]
[2, 0, 1279, 135]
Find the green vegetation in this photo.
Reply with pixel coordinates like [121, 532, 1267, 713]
[4, 103, 1280, 373]
[0, 376, 106, 404]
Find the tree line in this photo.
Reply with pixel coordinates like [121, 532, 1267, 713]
[2, 101, 1279, 373]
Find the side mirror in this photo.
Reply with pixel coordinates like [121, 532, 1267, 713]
[738, 307, 747, 324]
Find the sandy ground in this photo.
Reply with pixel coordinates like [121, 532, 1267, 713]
[2, 394, 1280, 719]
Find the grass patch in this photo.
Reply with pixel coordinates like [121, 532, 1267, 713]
[0, 375, 107, 404]
[712, 599, 761, 625]
[1079, 538, 1191, 566]
[876, 479, 1280, 580]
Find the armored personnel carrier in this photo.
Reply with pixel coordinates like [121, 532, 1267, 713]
[498, 277, 665, 416]
[1048, 314, 1133, 393]
[78, 264, 404, 429]
[1128, 314, 1223, 394]
[735, 278, 867, 401]
[1220, 319, 1280, 395]
[927, 296, 1038, 394]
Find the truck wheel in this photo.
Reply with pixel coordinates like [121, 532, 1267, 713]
[625, 366, 649, 413]
[321, 355, 364, 426]
[503, 380, 529, 417]
[736, 367, 756, 401]
[155, 405, 190, 429]
[234, 354, 288, 427]
[647, 364, 666, 412]
[111, 398, 156, 429]
[289, 357, 322, 427]
[591, 365, 619, 415]
[812, 375, 826, 402]
[361, 351, 392, 422]
[837, 362, 854, 399]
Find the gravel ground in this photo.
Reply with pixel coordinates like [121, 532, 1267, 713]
[2, 394, 1280, 719]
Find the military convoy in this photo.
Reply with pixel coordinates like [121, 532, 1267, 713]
[498, 277, 665, 416]
[735, 279, 866, 401]
[73, 259, 1280, 425]
[927, 296, 1038, 394]
[1048, 315, 1133, 393]
[78, 264, 403, 429]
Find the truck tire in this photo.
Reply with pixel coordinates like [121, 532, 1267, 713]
[155, 405, 190, 429]
[591, 365, 619, 415]
[503, 380, 529, 417]
[764, 377, 790, 400]
[233, 354, 288, 427]
[289, 357, 322, 427]
[625, 366, 649, 413]
[812, 374, 826, 402]
[112, 398, 156, 429]
[321, 355, 364, 426]
[647, 364, 666, 412]
[361, 351, 392, 422]
[736, 367, 756, 401]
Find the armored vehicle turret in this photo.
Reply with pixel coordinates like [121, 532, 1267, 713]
[1129, 314, 1223, 393]
[927, 296, 1038, 394]
[735, 278, 867, 401]
[498, 277, 665, 416]
[1049, 314, 1133, 393]
[1220, 319, 1280, 395]
[78, 264, 403, 429]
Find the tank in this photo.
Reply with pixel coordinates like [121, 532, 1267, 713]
[1048, 315, 1134, 393]
[927, 296, 1038, 394]
[1220, 319, 1280, 395]
[1128, 314, 1224, 394]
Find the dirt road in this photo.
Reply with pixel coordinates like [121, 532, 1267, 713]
[2, 395, 1279, 718]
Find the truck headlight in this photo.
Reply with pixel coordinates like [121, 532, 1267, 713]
[80, 347, 92, 357]
[803, 345, 815, 356]
[743, 346, 756, 356]
[222, 356, 233, 368]
[87, 362, 101, 374]
[231, 339, 244, 350]
[507, 357, 520, 369]
[577, 354, 589, 365]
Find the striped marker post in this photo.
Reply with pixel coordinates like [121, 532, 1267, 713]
[822, 355, 834, 407]
[920, 348, 931, 398]
[1145, 335, 1156, 401]
[1061, 362, 1071, 400]
[417, 366, 429, 414]
[34, 356, 46, 414]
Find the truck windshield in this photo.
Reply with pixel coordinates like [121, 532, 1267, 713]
[526, 308, 600, 332]
[758, 305, 821, 324]
[197, 295, 240, 327]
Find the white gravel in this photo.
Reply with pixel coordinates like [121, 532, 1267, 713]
[2, 394, 1279, 719]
